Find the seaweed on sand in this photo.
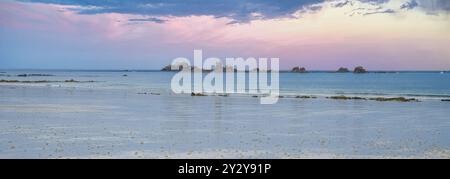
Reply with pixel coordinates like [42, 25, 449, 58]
[0, 79, 95, 83]
[191, 93, 206, 96]
[64, 79, 95, 83]
[369, 97, 419, 102]
[17, 74, 54, 77]
[327, 96, 367, 100]
[296, 95, 318, 99]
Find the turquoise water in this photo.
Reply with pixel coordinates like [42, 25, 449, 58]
[0, 70, 449, 158]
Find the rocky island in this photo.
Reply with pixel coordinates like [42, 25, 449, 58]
[336, 67, 350, 73]
[353, 66, 367, 73]
[291, 67, 307, 73]
[161, 64, 267, 73]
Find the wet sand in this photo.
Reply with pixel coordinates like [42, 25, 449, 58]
[1, 85, 449, 159]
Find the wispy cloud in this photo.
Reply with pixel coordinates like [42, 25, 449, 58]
[128, 17, 166, 24]
[362, 9, 395, 15]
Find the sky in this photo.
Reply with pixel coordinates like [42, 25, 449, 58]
[0, 0, 449, 70]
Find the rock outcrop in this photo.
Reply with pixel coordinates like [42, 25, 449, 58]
[296, 95, 317, 99]
[191, 92, 206, 96]
[292, 67, 307, 73]
[336, 67, 350, 73]
[0, 79, 95, 83]
[353, 66, 367, 73]
[161, 65, 178, 71]
[327, 96, 367, 100]
[369, 97, 418, 102]
[17, 74, 54, 77]
[161, 64, 213, 72]
[325, 95, 419, 102]
[161, 62, 191, 71]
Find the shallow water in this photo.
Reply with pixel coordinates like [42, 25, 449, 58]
[0, 70, 449, 158]
[1, 70, 450, 98]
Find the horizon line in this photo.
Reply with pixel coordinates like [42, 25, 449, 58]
[1, 68, 449, 72]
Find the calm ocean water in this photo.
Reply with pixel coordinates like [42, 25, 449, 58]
[0, 70, 449, 158]
[1, 70, 450, 98]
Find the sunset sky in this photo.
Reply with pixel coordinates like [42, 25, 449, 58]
[1, 0, 449, 70]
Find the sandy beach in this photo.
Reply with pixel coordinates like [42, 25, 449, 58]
[1, 71, 449, 159]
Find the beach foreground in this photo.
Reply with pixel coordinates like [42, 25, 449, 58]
[1, 81, 449, 158]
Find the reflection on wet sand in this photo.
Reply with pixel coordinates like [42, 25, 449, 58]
[1, 85, 449, 159]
